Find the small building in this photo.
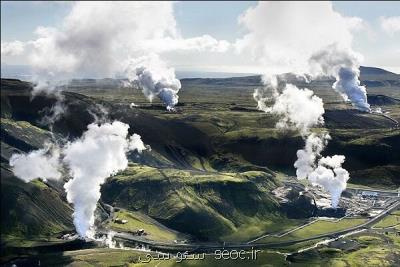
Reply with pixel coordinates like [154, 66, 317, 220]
[114, 218, 128, 224]
[361, 191, 378, 197]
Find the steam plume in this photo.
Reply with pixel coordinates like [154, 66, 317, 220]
[125, 54, 181, 111]
[38, 94, 68, 128]
[10, 143, 62, 183]
[238, 2, 357, 207]
[309, 155, 350, 208]
[254, 79, 351, 207]
[253, 75, 349, 208]
[294, 134, 350, 207]
[238, 2, 371, 112]
[309, 45, 370, 112]
[294, 133, 330, 179]
[10, 121, 146, 237]
[255, 83, 325, 136]
[63, 121, 146, 237]
[9, 2, 229, 110]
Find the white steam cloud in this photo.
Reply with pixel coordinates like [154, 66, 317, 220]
[27, 2, 178, 81]
[63, 121, 146, 237]
[125, 54, 181, 111]
[25, 2, 183, 111]
[254, 83, 325, 136]
[309, 45, 370, 112]
[294, 133, 330, 180]
[10, 121, 146, 237]
[294, 133, 350, 208]
[237, 2, 359, 207]
[238, 1, 371, 112]
[38, 94, 68, 128]
[1, 41, 25, 57]
[10, 143, 62, 183]
[8, 2, 229, 110]
[253, 76, 350, 207]
[309, 155, 350, 208]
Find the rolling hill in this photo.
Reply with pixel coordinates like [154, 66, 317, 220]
[1, 72, 399, 254]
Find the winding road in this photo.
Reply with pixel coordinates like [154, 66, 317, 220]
[104, 198, 400, 253]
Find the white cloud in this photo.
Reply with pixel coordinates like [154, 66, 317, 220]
[1, 41, 25, 56]
[237, 2, 371, 112]
[17, 1, 230, 81]
[140, 35, 230, 53]
[380, 16, 400, 36]
[5, 1, 233, 110]
[345, 17, 366, 32]
[235, 2, 355, 75]
[5, 1, 231, 110]
[27, 2, 178, 79]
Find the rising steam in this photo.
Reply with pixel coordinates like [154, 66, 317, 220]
[294, 133, 330, 179]
[10, 143, 62, 183]
[124, 54, 181, 111]
[334, 67, 370, 112]
[309, 45, 370, 112]
[238, 2, 371, 112]
[63, 121, 146, 237]
[309, 155, 350, 208]
[9, 2, 231, 111]
[238, 2, 362, 207]
[10, 121, 146, 237]
[294, 133, 350, 207]
[254, 76, 350, 207]
[254, 83, 325, 136]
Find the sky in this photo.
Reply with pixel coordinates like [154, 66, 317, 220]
[1, 1, 399, 75]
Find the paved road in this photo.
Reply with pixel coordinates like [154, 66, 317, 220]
[106, 199, 400, 253]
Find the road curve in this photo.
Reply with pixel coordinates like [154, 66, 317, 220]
[105, 199, 399, 253]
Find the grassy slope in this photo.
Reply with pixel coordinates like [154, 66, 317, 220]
[147, 102, 400, 187]
[1, 76, 399, 265]
[101, 163, 283, 242]
[24, 248, 289, 267]
[4, 78, 399, 186]
[256, 218, 367, 243]
[373, 211, 400, 228]
[0, 118, 73, 249]
[31, 232, 400, 267]
[289, 232, 400, 267]
[1, 167, 73, 252]
[328, 129, 400, 188]
[108, 210, 183, 242]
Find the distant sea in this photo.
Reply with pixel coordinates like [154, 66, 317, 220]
[1, 64, 256, 80]
[175, 71, 256, 79]
[1, 64, 33, 80]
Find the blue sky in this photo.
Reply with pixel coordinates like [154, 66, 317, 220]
[3, 1, 399, 41]
[1, 1, 399, 73]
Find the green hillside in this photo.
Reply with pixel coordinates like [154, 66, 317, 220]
[0, 118, 73, 253]
[1, 74, 399, 263]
